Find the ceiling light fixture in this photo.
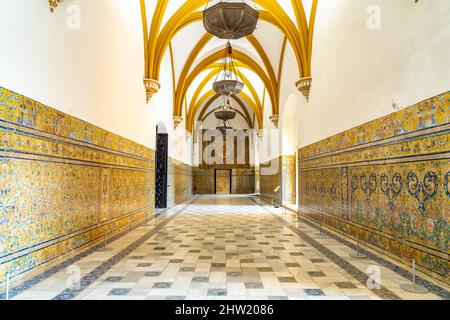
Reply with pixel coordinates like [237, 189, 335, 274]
[213, 42, 244, 96]
[215, 95, 237, 133]
[203, 0, 260, 40]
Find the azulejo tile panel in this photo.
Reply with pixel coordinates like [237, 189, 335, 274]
[298, 91, 450, 284]
[192, 167, 256, 194]
[0, 87, 155, 285]
[167, 157, 193, 207]
[260, 155, 296, 205]
[299, 91, 450, 160]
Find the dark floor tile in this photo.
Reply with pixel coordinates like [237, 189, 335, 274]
[208, 289, 227, 296]
[169, 259, 184, 263]
[145, 271, 161, 277]
[153, 282, 172, 289]
[285, 263, 301, 268]
[227, 272, 242, 277]
[105, 276, 123, 283]
[212, 263, 226, 268]
[108, 288, 131, 296]
[290, 252, 304, 257]
[180, 267, 195, 272]
[240, 259, 254, 263]
[304, 289, 325, 296]
[245, 282, 264, 289]
[266, 256, 280, 260]
[130, 256, 144, 260]
[137, 263, 152, 267]
[308, 271, 326, 277]
[257, 267, 273, 272]
[335, 282, 358, 289]
[192, 276, 209, 283]
[278, 277, 297, 283]
[311, 259, 326, 263]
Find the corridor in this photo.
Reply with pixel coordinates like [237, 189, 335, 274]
[6, 195, 449, 301]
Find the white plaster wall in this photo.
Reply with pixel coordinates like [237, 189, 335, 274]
[296, 0, 450, 148]
[279, 44, 301, 156]
[0, 0, 192, 164]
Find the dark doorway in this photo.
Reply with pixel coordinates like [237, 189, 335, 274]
[155, 132, 168, 208]
[215, 169, 232, 194]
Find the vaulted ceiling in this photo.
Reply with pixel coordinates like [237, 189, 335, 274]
[141, 0, 318, 132]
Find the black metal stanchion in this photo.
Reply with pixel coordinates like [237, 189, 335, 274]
[5, 272, 10, 301]
[273, 186, 280, 208]
[97, 230, 113, 252]
[400, 259, 429, 294]
[315, 214, 327, 238]
[350, 235, 367, 259]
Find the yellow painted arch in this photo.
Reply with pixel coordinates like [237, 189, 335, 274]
[177, 49, 277, 120]
[187, 90, 262, 133]
[200, 100, 254, 129]
[149, 0, 310, 80]
[187, 64, 263, 120]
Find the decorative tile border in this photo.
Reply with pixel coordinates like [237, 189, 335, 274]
[0, 87, 155, 285]
[0, 197, 198, 300]
[299, 91, 449, 160]
[260, 155, 296, 205]
[297, 91, 449, 284]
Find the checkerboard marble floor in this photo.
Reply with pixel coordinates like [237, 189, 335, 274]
[8, 195, 449, 300]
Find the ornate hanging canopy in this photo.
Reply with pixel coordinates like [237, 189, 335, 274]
[203, 0, 260, 40]
[213, 42, 244, 96]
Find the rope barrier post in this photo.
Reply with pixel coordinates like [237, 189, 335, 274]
[97, 228, 113, 252]
[5, 272, 10, 301]
[273, 186, 280, 209]
[315, 214, 327, 238]
[350, 234, 367, 259]
[400, 259, 429, 294]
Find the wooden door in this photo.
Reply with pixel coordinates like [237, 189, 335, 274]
[215, 170, 231, 194]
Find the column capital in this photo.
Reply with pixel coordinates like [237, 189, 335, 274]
[143, 78, 161, 103]
[295, 77, 312, 102]
[269, 114, 279, 128]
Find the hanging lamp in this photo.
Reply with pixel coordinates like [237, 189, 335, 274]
[203, 0, 260, 40]
[213, 42, 244, 96]
[215, 95, 237, 133]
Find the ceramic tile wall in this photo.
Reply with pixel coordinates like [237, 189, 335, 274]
[0, 87, 155, 285]
[297, 91, 449, 284]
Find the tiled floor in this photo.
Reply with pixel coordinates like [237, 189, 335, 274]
[6, 195, 450, 300]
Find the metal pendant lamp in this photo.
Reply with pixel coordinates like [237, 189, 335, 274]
[203, 0, 260, 40]
[213, 42, 244, 96]
[215, 96, 237, 133]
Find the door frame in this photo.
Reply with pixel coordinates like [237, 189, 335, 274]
[214, 169, 232, 194]
[155, 132, 169, 208]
